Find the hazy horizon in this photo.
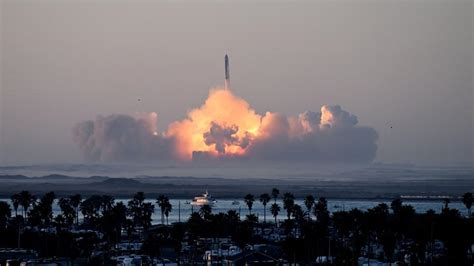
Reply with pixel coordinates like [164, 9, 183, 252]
[1, 0, 473, 167]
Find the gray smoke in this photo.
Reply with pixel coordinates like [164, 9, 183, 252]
[72, 113, 174, 162]
[203, 122, 240, 154]
[202, 122, 253, 154]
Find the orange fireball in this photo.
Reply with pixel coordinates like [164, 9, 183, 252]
[166, 88, 262, 160]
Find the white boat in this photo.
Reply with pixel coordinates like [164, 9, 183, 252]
[191, 191, 216, 206]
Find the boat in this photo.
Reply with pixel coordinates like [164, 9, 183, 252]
[191, 191, 216, 206]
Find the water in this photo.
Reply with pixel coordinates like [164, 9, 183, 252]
[1, 198, 468, 224]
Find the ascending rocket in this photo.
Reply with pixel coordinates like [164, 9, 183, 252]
[224, 54, 230, 89]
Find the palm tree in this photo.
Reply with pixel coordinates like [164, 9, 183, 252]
[58, 197, 75, 227]
[283, 193, 295, 220]
[226, 210, 240, 223]
[291, 204, 305, 223]
[199, 205, 212, 220]
[27, 192, 55, 228]
[100, 195, 115, 215]
[259, 193, 271, 223]
[123, 218, 134, 245]
[304, 195, 315, 220]
[143, 202, 155, 229]
[128, 192, 146, 227]
[171, 223, 185, 264]
[80, 195, 102, 227]
[244, 194, 255, 215]
[270, 203, 280, 226]
[69, 194, 82, 226]
[314, 197, 329, 222]
[0, 201, 11, 229]
[37, 192, 56, 227]
[442, 197, 450, 210]
[271, 188, 280, 204]
[164, 201, 172, 225]
[133, 191, 146, 203]
[391, 198, 403, 215]
[11, 193, 21, 217]
[19, 191, 35, 220]
[156, 195, 169, 224]
[110, 201, 128, 241]
[462, 192, 472, 217]
[245, 214, 258, 223]
[53, 214, 66, 231]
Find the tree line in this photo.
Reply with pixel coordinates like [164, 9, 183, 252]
[0, 190, 472, 265]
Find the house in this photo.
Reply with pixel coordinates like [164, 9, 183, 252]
[315, 256, 334, 265]
[223, 250, 279, 266]
[115, 242, 143, 252]
[0, 249, 38, 265]
[357, 257, 399, 266]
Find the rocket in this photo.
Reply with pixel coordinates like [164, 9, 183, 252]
[225, 54, 230, 80]
[224, 54, 230, 89]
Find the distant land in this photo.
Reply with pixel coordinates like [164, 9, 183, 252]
[0, 163, 472, 199]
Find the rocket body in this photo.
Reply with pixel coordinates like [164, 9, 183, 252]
[224, 54, 230, 89]
[225, 54, 230, 80]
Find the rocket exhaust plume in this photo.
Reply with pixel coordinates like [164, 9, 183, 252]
[73, 55, 378, 163]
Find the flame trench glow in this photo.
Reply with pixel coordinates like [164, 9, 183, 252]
[73, 87, 378, 163]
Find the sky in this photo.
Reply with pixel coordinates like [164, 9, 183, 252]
[0, 0, 472, 166]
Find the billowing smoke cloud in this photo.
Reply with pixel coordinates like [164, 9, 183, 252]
[246, 107, 377, 162]
[72, 113, 174, 162]
[73, 88, 377, 163]
[203, 122, 243, 154]
[166, 89, 261, 160]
